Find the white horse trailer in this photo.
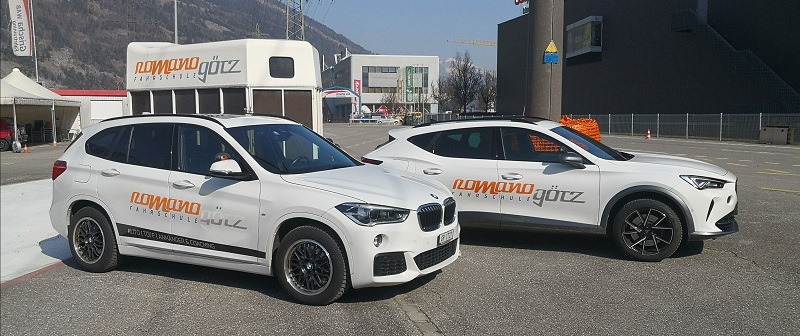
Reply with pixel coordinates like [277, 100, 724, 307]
[126, 39, 324, 134]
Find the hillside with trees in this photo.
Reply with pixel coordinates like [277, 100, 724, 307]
[0, 0, 371, 89]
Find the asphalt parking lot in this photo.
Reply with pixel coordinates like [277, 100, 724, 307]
[2, 122, 799, 335]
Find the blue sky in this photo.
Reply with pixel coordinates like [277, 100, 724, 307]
[304, 1, 526, 71]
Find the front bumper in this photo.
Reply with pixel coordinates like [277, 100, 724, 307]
[326, 210, 461, 289]
[689, 213, 738, 241]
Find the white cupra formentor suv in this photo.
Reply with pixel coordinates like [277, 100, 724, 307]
[50, 114, 459, 305]
[362, 117, 738, 262]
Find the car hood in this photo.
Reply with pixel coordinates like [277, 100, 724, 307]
[281, 165, 450, 209]
[624, 152, 730, 176]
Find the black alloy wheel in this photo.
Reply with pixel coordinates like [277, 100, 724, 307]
[612, 199, 682, 262]
[276, 226, 348, 305]
[68, 207, 119, 272]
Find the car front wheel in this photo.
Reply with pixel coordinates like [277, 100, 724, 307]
[276, 226, 349, 305]
[611, 199, 682, 262]
[68, 207, 119, 272]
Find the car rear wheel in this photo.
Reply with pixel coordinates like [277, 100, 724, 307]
[68, 207, 119, 272]
[612, 199, 682, 262]
[0, 139, 9, 152]
[276, 226, 348, 305]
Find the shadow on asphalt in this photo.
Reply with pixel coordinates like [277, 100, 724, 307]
[60, 253, 440, 305]
[458, 228, 704, 260]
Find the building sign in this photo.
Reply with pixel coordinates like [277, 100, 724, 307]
[405, 66, 413, 103]
[322, 89, 355, 98]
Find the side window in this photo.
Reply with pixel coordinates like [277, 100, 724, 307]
[128, 124, 173, 169]
[408, 132, 437, 151]
[86, 127, 125, 159]
[177, 124, 241, 175]
[501, 127, 564, 163]
[430, 127, 493, 159]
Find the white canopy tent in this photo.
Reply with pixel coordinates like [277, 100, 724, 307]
[1, 68, 81, 149]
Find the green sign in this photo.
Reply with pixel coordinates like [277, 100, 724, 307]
[405, 66, 413, 102]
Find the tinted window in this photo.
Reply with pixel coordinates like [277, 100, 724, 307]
[269, 57, 294, 78]
[108, 127, 132, 162]
[501, 127, 564, 163]
[127, 124, 173, 169]
[86, 127, 124, 159]
[430, 127, 494, 159]
[408, 132, 436, 150]
[176, 124, 243, 176]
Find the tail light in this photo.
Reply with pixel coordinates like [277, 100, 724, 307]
[52, 160, 67, 180]
[360, 157, 383, 165]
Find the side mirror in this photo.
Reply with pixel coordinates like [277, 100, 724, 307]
[209, 160, 250, 178]
[559, 152, 586, 169]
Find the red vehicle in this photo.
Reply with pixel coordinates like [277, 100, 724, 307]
[0, 119, 27, 151]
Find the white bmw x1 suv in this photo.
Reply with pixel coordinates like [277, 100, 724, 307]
[50, 114, 459, 305]
[362, 117, 738, 262]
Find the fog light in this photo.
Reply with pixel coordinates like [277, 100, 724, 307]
[373, 235, 383, 247]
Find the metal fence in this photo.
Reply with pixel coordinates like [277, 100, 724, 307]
[424, 113, 800, 143]
[571, 113, 800, 142]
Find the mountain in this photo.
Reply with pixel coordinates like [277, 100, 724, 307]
[0, 0, 371, 89]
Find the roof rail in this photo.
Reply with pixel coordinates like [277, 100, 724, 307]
[414, 115, 548, 128]
[101, 113, 225, 126]
[100, 113, 300, 127]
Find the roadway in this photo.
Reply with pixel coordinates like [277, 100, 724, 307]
[1, 123, 798, 335]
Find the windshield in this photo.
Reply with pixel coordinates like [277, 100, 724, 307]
[227, 124, 360, 174]
[551, 126, 632, 161]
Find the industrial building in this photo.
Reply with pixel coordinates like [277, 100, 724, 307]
[322, 53, 439, 121]
[497, 0, 800, 117]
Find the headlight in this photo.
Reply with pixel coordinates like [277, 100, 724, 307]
[336, 203, 409, 226]
[681, 175, 726, 190]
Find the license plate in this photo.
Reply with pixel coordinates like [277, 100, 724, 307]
[437, 229, 455, 246]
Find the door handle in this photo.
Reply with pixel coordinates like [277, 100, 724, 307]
[423, 168, 443, 175]
[100, 169, 120, 177]
[172, 180, 196, 189]
[501, 173, 523, 180]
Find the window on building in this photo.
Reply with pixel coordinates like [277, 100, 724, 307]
[269, 57, 295, 78]
[152, 91, 173, 114]
[222, 88, 246, 114]
[198, 89, 221, 114]
[130, 91, 150, 115]
[175, 90, 196, 114]
[566, 16, 603, 58]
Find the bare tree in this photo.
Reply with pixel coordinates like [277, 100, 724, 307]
[430, 76, 454, 111]
[479, 70, 497, 113]
[447, 51, 483, 113]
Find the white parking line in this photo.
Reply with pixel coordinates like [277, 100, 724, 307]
[765, 162, 780, 165]
[739, 160, 752, 162]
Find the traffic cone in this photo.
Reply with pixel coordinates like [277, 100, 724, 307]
[646, 129, 652, 140]
[23, 144, 29, 154]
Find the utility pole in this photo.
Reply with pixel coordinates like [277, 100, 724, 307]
[526, 0, 564, 121]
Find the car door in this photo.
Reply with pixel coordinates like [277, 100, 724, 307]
[415, 127, 501, 229]
[168, 123, 262, 263]
[497, 127, 601, 231]
[93, 123, 174, 251]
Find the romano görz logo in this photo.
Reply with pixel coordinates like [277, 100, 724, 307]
[452, 179, 585, 207]
[132, 55, 242, 83]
